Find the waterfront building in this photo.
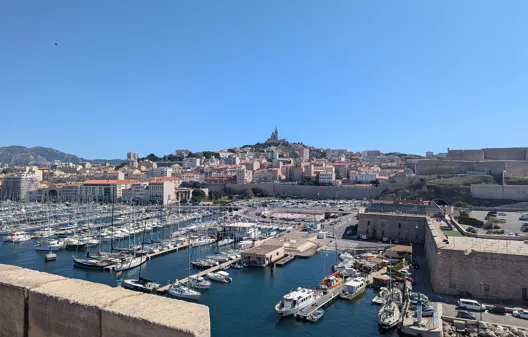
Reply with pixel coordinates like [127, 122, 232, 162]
[224, 222, 259, 239]
[318, 170, 335, 185]
[349, 171, 377, 183]
[79, 180, 137, 202]
[241, 245, 285, 267]
[253, 168, 282, 183]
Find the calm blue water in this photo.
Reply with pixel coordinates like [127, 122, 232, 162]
[0, 226, 397, 337]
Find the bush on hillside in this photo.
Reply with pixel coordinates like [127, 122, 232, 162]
[466, 227, 478, 234]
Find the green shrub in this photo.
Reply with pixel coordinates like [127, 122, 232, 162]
[486, 229, 505, 235]
[458, 216, 484, 228]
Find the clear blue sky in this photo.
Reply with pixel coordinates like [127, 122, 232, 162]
[1, 1, 527, 159]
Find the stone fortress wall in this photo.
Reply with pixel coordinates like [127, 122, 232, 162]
[425, 221, 528, 303]
[471, 184, 528, 201]
[415, 147, 528, 177]
[0, 264, 210, 337]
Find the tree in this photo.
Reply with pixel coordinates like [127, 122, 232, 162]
[191, 189, 206, 203]
[145, 153, 160, 161]
[244, 188, 254, 199]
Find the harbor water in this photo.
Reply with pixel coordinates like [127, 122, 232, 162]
[0, 230, 398, 337]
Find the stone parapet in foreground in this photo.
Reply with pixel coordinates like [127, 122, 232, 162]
[0, 264, 210, 337]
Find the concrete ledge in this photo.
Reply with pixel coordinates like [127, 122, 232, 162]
[0, 264, 211, 337]
[29, 279, 137, 337]
[0, 264, 66, 337]
[102, 293, 210, 337]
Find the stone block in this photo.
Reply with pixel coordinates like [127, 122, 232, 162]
[28, 278, 138, 337]
[102, 293, 210, 337]
[0, 264, 65, 337]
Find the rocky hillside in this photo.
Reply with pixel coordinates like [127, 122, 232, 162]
[0, 146, 124, 166]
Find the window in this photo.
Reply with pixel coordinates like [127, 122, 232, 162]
[398, 223, 401, 228]
[449, 282, 457, 289]
[523, 288, 527, 301]
[382, 230, 385, 236]
[367, 221, 371, 226]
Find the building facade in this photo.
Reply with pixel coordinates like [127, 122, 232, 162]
[1, 173, 39, 201]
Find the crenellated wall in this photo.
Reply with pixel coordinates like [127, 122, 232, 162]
[0, 264, 210, 337]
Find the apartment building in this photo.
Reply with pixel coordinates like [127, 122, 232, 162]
[183, 157, 201, 169]
[253, 168, 282, 183]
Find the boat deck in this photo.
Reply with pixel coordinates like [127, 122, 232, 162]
[294, 285, 343, 320]
[275, 255, 295, 266]
[103, 243, 190, 271]
[157, 258, 240, 293]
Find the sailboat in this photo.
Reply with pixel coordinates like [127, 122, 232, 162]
[377, 240, 402, 329]
[168, 232, 201, 300]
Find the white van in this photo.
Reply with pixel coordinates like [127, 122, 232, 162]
[457, 299, 486, 311]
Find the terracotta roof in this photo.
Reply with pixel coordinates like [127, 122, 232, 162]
[82, 180, 137, 185]
[149, 177, 182, 182]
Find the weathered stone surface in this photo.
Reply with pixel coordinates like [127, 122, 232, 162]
[0, 264, 65, 337]
[29, 278, 138, 337]
[102, 293, 210, 337]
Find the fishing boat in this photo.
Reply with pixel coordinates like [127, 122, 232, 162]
[168, 284, 201, 300]
[275, 287, 319, 317]
[122, 277, 160, 293]
[339, 277, 367, 300]
[114, 256, 147, 272]
[317, 271, 344, 291]
[8, 231, 32, 242]
[187, 275, 211, 289]
[206, 271, 232, 283]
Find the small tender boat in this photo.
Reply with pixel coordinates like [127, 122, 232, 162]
[275, 287, 320, 317]
[122, 277, 160, 293]
[168, 284, 201, 300]
[231, 262, 246, 269]
[187, 275, 211, 289]
[45, 252, 57, 262]
[372, 287, 390, 305]
[306, 309, 324, 323]
[206, 271, 232, 283]
[339, 277, 367, 300]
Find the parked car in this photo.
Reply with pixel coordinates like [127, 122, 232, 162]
[497, 219, 507, 223]
[457, 310, 476, 320]
[512, 310, 528, 319]
[457, 299, 486, 311]
[497, 212, 507, 216]
[488, 305, 507, 315]
[413, 306, 435, 317]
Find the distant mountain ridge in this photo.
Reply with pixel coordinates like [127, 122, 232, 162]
[0, 146, 124, 166]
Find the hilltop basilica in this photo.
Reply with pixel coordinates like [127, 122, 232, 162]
[265, 126, 286, 144]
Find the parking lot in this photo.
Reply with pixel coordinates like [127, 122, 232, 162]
[470, 210, 528, 235]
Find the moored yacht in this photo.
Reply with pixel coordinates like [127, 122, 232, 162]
[168, 284, 201, 300]
[206, 271, 232, 283]
[8, 231, 32, 242]
[35, 239, 62, 251]
[317, 271, 344, 291]
[187, 275, 211, 289]
[122, 277, 160, 293]
[378, 300, 401, 329]
[275, 287, 319, 317]
[114, 256, 147, 272]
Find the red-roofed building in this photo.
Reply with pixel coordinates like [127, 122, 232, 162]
[80, 180, 138, 202]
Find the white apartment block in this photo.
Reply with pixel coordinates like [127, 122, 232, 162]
[236, 168, 253, 184]
[183, 157, 201, 169]
[349, 171, 377, 183]
[80, 180, 135, 202]
[318, 171, 335, 185]
[253, 169, 281, 183]
[147, 181, 175, 205]
[148, 167, 173, 177]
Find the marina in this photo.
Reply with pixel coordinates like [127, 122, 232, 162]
[293, 285, 343, 321]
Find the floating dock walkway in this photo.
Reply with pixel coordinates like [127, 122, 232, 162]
[294, 285, 344, 321]
[157, 258, 240, 293]
[103, 243, 190, 271]
[275, 255, 295, 266]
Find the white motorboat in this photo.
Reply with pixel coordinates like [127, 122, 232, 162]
[206, 271, 232, 283]
[8, 231, 32, 242]
[168, 285, 201, 300]
[45, 252, 57, 262]
[187, 275, 211, 289]
[275, 287, 319, 317]
[114, 256, 147, 272]
[191, 238, 216, 247]
[35, 239, 62, 251]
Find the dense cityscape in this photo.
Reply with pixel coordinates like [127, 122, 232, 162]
[1, 129, 528, 337]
